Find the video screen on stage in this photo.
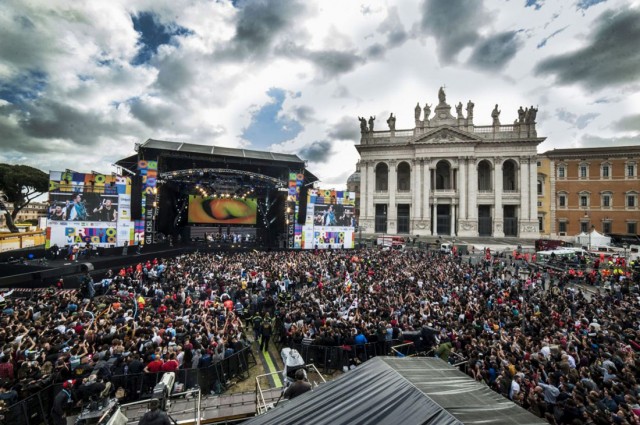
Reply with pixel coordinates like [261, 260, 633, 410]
[188, 195, 258, 225]
[46, 171, 133, 248]
[296, 189, 357, 249]
[49, 193, 119, 222]
[308, 204, 356, 227]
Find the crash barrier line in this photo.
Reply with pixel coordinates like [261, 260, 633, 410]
[390, 342, 419, 357]
[254, 371, 284, 415]
[119, 388, 202, 425]
[6, 346, 253, 425]
[284, 340, 402, 374]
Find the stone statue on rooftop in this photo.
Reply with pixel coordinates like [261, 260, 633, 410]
[415, 103, 421, 121]
[455, 102, 463, 119]
[438, 86, 446, 104]
[358, 116, 367, 133]
[387, 113, 396, 131]
[368, 116, 375, 132]
[491, 104, 501, 126]
[527, 106, 538, 123]
[518, 106, 525, 123]
[423, 103, 431, 120]
[466, 100, 474, 119]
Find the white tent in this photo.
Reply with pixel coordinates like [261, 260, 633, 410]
[575, 230, 611, 248]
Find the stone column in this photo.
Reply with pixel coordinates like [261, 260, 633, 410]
[468, 159, 478, 219]
[530, 157, 538, 226]
[520, 158, 530, 221]
[459, 157, 467, 220]
[432, 197, 437, 236]
[493, 158, 504, 237]
[359, 160, 367, 221]
[518, 155, 540, 239]
[412, 160, 422, 232]
[423, 162, 431, 235]
[451, 203, 456, 236]
[388, 161, 397, 234]
[367, 161, 375, 232]
[458, 157, 476, 237]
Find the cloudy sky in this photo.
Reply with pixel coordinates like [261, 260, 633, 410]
[1, 0, 639, 189]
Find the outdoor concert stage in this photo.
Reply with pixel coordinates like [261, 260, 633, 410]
[116, 139, 318, 249]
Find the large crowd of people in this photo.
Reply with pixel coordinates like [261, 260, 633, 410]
[0, 246, 639, 424]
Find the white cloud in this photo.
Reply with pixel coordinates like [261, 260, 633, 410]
[0, 0, 638, 191]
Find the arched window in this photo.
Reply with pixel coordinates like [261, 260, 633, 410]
[375, 163, 388, 192]
[477, 160, 492, 191]
[537, 179, 543, 195]
[435, 161, 451, 190]
[502, 160, 518, 191]
[397, 162, 411, 191]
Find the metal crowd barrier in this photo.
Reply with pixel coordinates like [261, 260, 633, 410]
[5, 346, 255, 425]
[284, 340, 401, 374]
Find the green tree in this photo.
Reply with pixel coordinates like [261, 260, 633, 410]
[0, 164, 49, 233]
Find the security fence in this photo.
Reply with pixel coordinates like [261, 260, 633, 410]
[284, 340, 401, 374]
[4, 346, 255, 425]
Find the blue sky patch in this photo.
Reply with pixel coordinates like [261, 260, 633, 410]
[131, 12, 192, 66]
[525, 0, 543, 10]
[242, 88, 303, 149]
[0, 70, 47, 106]
[576, 0, 607, 10]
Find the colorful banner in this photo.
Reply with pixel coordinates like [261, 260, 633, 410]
[138, 160, 158, 244]
[48, 222, 117, 246]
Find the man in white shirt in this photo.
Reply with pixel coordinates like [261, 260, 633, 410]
[509, 374, 521, 400]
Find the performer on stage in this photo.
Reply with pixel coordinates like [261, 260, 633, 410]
[92, 199, 118, 221]
[49, 204, 67, 221]
[67, 194, 88, 221]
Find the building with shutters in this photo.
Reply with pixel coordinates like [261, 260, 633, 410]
[542, 146, 640, 238]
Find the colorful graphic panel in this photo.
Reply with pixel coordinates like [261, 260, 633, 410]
[296, 188, 356, 249]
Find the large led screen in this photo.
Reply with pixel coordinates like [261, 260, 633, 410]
[188, 196, 257, 224]
[46, 171, 133, 248]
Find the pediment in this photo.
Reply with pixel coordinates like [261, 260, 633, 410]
[414, 126, 480, 144]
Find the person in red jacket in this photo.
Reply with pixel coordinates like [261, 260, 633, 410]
[161, 353, 179, 372]
[144, 355, 164, 374]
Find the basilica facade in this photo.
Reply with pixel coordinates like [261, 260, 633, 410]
[355, 88, 543, 239]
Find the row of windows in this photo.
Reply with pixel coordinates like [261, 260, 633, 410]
[557, 162, 637, 179]
[557, 221, 637, 235]
[557, 192, 638, 208]
[374, 160, 519, 192]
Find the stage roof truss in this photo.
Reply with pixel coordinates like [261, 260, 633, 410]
[160, 168, 287, 188]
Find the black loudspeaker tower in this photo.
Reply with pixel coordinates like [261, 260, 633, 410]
[130, 175, 143, 220]
[297, 185, 308, 225]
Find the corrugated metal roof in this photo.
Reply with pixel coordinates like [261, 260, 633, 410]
[244, 357, 546, 425]
[140, 139, 304, 163]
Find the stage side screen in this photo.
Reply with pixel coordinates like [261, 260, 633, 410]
[46, 171, 134, 248]
[188, 196, 258, 225]
[295, 189, 356, 249]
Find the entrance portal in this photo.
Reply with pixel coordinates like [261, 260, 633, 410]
[436, 204, 451, 235]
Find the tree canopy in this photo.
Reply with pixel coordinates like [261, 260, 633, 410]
[0, 164, 49, 233]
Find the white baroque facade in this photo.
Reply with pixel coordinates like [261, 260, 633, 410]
[356, 88, 543, 239]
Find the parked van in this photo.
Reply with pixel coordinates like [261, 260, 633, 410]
[589, 246, 623, 260]
[440, 243, 452, 254]
[377, 236, 406, 249]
